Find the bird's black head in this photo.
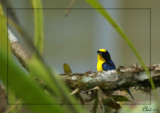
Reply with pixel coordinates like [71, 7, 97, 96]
[97, 49, 111, 60]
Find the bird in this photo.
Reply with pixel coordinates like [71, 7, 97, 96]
[97, 49, 134, 100]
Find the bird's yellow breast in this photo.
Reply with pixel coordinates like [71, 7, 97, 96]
[97, 54, 106, 71]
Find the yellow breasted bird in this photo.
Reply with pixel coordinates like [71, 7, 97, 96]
[97, 49, 134, 100]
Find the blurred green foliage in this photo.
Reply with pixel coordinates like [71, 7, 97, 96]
[0, 0, 159, 113]
[0, 1, 87, 113]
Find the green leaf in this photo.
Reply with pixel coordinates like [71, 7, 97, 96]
[27, 56, 60, 96]
[0, 5, 15, 113]
[27, 56, 87, 113]
[0, 48, 67, 113]
[31, 0, 44, 54]
[63, 63, 72, 74]
[0, 4, 7, 88]
[0, 4, 9, 53]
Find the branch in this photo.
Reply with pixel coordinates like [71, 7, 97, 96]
[8, 29, 160, 94]
[62, 65, 160, 94]
[8, 29, 31, 69]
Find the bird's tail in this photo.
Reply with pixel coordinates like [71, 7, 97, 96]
[126, 89, 134, 100]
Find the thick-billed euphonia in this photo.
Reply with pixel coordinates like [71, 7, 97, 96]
[97, 49, 134, 100]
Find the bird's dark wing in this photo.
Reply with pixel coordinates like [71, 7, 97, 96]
[102, 60, 116, 71]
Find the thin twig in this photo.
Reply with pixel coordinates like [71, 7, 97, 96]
[70, 87, 79, 95]
[64, 0, 76, 16]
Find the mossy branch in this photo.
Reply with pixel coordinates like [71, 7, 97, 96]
[8, 29, 160, 94]
[62, 65, 160, 93]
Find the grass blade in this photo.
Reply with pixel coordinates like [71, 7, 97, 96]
[0, 48, 66, 113]
[31, 0, 44, 54]
[0, 4, 8, 52]
[27, 56, 87, 113]
[0, 4, 16, 113]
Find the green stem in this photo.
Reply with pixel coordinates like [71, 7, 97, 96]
[31, 0, 44, 55]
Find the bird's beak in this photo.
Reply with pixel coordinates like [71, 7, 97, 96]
[97, 51, 102, 55]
